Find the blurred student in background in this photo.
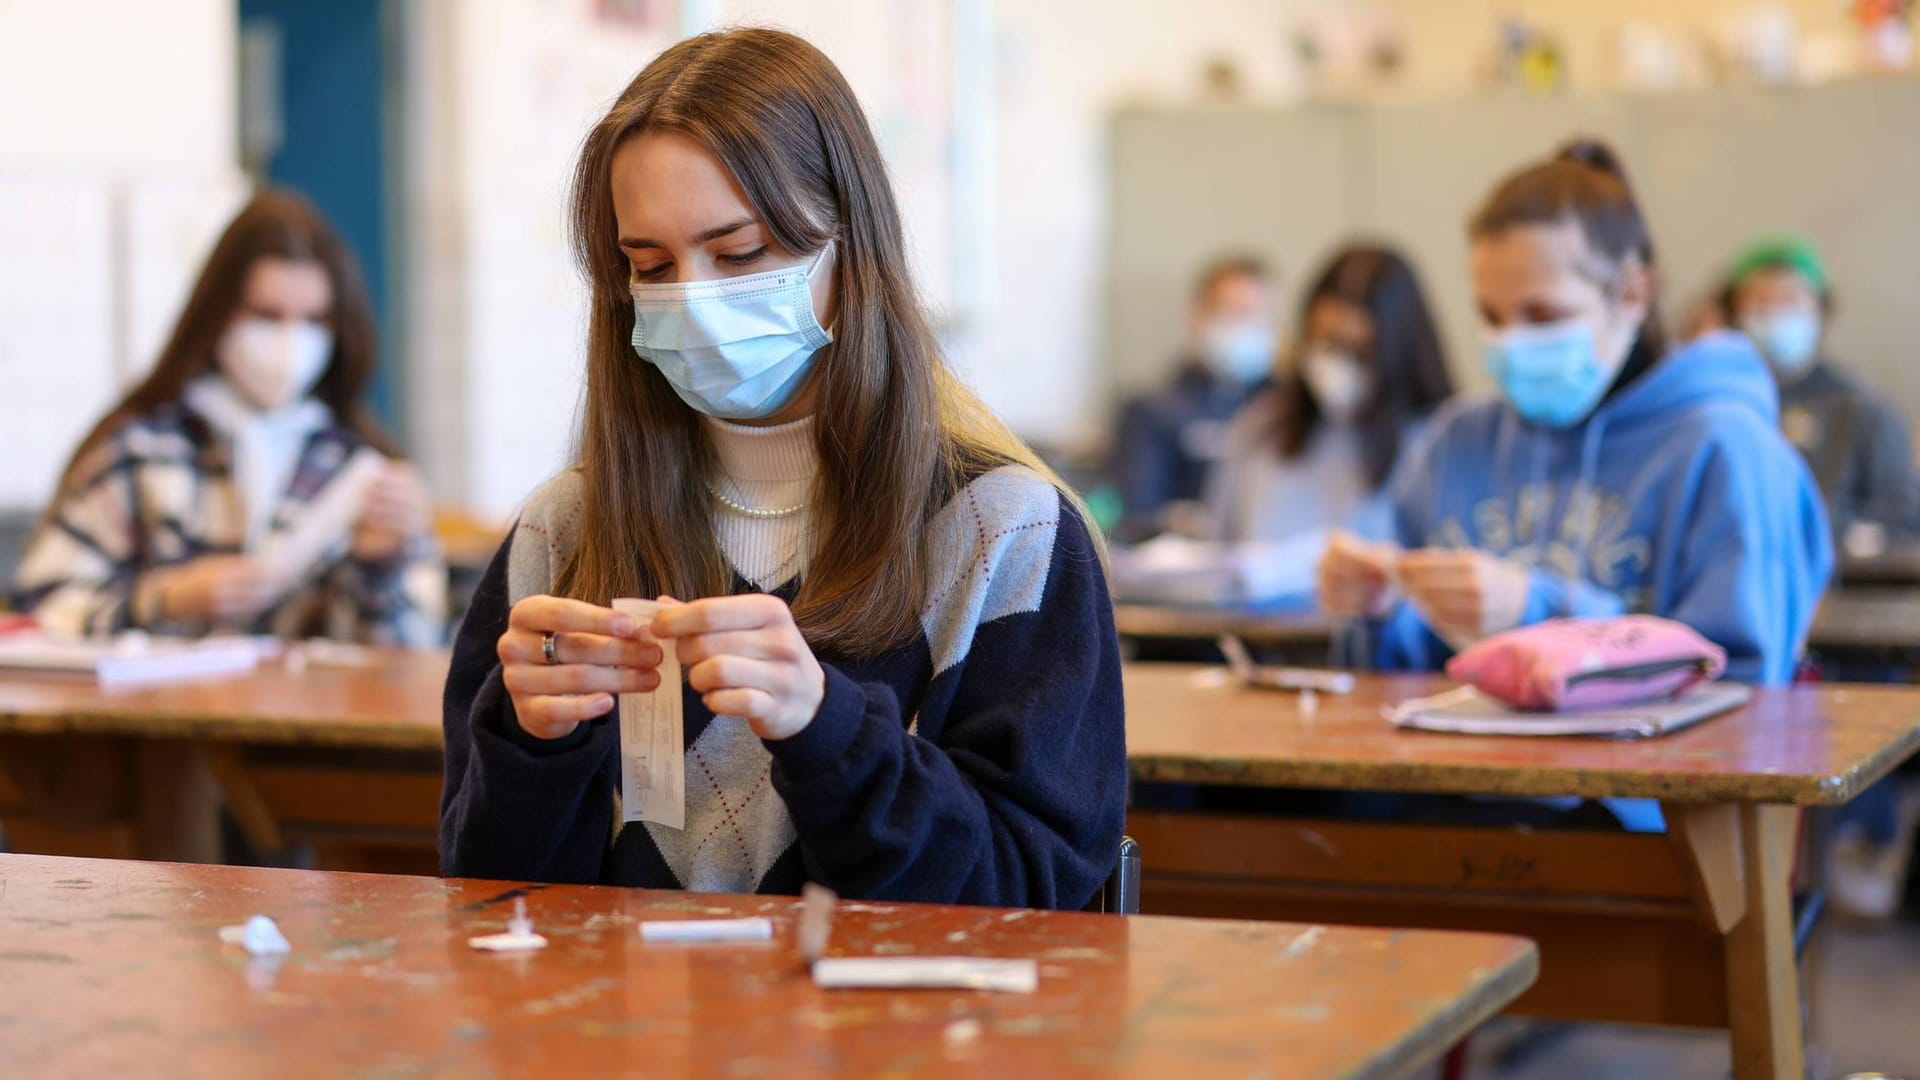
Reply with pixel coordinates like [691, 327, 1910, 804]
[1207, 244, 1454, 544]
[1320, 141, 1830, 753]
[1726, 236, 1920, 554]
[1111, 255, 1275, 541]
[12, 191, 445, 645]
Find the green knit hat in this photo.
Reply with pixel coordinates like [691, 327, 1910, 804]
[1730, 236, 1828, 294]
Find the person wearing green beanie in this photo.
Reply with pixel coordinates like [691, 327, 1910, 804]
[1730, 236, 1920, 921]
[1728, 235, 1920, 555]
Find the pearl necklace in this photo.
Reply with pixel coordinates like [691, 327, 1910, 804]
[705, 482, 808, 520]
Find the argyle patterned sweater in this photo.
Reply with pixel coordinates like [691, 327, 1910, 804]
[439, 466, 1126, 909]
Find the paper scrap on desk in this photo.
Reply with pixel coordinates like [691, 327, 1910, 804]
[639, 917, 773, 943]
[218, 914, 290, 956]
[260, 447, 387, 590]
[813, 956, 1039, 993]
[613, 598, 684, 830]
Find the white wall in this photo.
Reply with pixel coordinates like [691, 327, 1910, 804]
[410, 0, 1315, 516]
[0, 0, 246, 510]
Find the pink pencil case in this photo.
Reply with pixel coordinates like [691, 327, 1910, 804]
[1445, 616, 1727, 712]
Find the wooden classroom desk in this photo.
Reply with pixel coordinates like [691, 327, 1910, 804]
[1115, 595, 1920, 655]
[1124, 665, 1920, 1080]
[0, 651, 447, 867]
[0, 853, 1537, 1080]
[1113, 602, 1332, 647]
[7, 655, 1920, 1079]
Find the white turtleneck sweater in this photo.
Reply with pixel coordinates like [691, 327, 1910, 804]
[703, 415, 818, 591]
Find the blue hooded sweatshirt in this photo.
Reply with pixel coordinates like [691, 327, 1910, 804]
[1377, 331, 1833, 684]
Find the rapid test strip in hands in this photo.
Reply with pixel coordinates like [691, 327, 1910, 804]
[612, 598, 685, 830]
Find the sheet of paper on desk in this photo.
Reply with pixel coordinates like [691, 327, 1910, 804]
[260, 447, 387, 589]
[0, 632, 262, 687]
[1111, 532, 1322, 606]
[1386, 683, 1753, 738]
[613, 598, 685, 829]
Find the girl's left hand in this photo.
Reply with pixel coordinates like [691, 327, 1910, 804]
[352, 463, 433, 562]
[651, 594, 825, 741]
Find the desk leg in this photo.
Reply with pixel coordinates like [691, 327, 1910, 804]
[131, 742, 221, 864]
[1724, 804, 1803, 1080]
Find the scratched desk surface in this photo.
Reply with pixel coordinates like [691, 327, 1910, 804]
[0, 855, 1535, 1080]
[0, 650, 449, 749]
[1125, 666, 1920, 805]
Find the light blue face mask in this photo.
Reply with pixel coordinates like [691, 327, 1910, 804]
[630, 243, 834, 420]
[1741, 309, 1821, 377]
[1482, 317, 1621, 429]
[1199, 319, 1276, 384]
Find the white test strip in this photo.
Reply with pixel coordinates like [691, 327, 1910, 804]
[639, 917, 775, 943]
[812, 956, 1039, 993]
[613, 598, 685, 830]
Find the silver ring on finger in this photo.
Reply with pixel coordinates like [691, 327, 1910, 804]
[542, 631, 560, 666]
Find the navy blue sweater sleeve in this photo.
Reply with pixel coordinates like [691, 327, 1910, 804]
[763, 501, 1127, 910]
[438, 529, 619, 883]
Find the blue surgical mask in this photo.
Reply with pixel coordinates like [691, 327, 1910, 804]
[1483, 317, 1619, 429]
[1741, 310, 1821, 377]
[1199, 319, 1276, 383]
[630, 243, 833, 420]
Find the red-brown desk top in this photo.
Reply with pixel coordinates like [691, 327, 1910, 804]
[3, 654, 1919, 804]
[1122, 666, 1920, 805]
[0, 854, 1535, 1079]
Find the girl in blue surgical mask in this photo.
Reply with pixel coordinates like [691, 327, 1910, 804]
[1319, 140, 1831, 712]
[439, 29, 1125, 906]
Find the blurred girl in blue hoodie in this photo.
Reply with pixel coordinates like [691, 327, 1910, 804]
[1320, 140, 1832, 690]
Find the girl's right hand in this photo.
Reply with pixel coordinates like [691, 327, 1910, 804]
[1317, 531, 1398, 620]
[498, 596, 663, 740]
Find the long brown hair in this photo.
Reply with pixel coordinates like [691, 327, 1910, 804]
[1270, 244, 1452, 488]
[51, 188, 393, 497]
[1469, 138, 1668, 369]
[563, 28, 1087, 657]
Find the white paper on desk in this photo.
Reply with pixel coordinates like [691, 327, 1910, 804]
[812, 956, 1038, 993]
[613, 598, 684, 830]
[0, 632, 262, 687]
[260, 447, 387, 591]
[1385, 683, 1753, 738]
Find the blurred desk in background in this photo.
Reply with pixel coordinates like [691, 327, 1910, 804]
[1112, 603, 1331, 647]
[1123, 665, 1920, 1080]
[1114, 596, 1920, 668]
[1837, 546, 1920, 587]
[0, 649, 446, 870]
[433, 508, 507, 626]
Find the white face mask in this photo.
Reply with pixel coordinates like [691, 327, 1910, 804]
[1301, 346, 1373, 424]
[630, 244, 834, 420]
[218, 317, 333, 412]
